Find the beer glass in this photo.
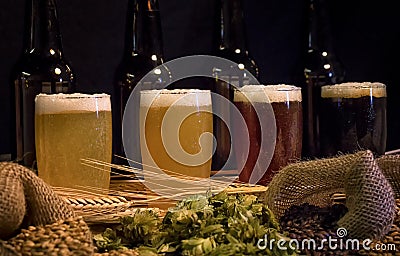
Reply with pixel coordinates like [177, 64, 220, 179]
[320, 82, 387, 156]
[234, 85, 303, 185]
[35, 93, 112, 194]
[140, 89, 213, 180]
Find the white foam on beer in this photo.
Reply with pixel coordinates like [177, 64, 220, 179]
[321, 82, 386, 98]
[35, 93, 111, 115]
[234, 84, 302, 103]
[140, 89, 212, 107]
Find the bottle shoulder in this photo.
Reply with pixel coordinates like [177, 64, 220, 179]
[304, 48, 345, 83]
[117, 53, 160, 72]
[305, 48, 343, 68]
[216, 49, 259, 78]
[115, 53, 171, 88]
[12, 53, 75, 82]
[11, 54, 39, 76]
[116, 53, 162, 77]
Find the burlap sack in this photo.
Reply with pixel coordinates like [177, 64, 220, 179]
[265, 150, 396, 240]
[337, 150, 395, 239]
[0, 162, 94, 255]
[377, 154, 400, 198]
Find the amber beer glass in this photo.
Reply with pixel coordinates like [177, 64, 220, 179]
[140, 89, 213, 180]
[320, 82, 387, 156]
[234, 85, 302, 185]
[35, 94, 112, 193]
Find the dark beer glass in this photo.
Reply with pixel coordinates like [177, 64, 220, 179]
[234, 85, 303, 185]
[320, 82, 387, 157]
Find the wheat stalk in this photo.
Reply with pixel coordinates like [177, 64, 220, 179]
[52, 155, 266, 225]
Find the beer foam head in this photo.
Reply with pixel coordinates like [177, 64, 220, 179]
[35, 93, 111, 115]
[234, 84, 302, 103]
[140, 89, 211, 107]
[321, 82, 387, 98]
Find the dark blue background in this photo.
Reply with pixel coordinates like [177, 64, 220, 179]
[1, 0, 399, 155]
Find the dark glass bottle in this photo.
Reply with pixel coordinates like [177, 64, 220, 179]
[212, 0, 259, 170]
[113, 0, 170, 168]
[302, 0, 345, 158]
[11, 0, 75, 168]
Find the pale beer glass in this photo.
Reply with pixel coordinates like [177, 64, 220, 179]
[35, 93, 112, 193]
[140, 89, 213, 181]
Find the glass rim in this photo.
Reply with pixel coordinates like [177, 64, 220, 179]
[264, 84, 302, 92]
[140, 89, 212, 107]
[35, 93, 110, 99]
[321, 82, 386, 91]
[235, 84, 301, 92]
[234, 84, 302, 102]
[321, 82, 387, 98]
[140, 89, 211, 95]
[35, 93, 111, 114]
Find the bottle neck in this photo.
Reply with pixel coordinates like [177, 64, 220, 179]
[308, 0, 333, 52]
[25, 0, 64, 58]
[126, 0, 164, 61]
[216, 0, 247, 52]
